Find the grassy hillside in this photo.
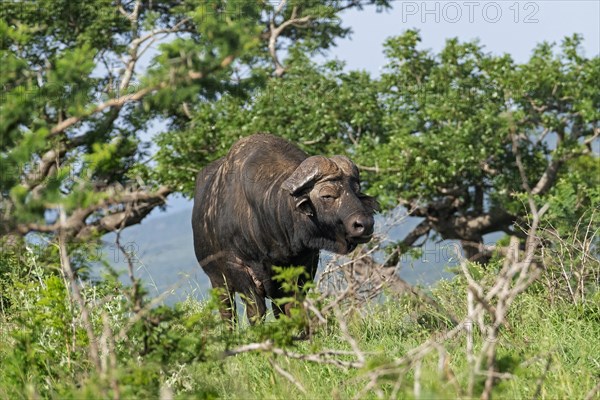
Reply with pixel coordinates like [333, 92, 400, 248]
[3, 204, 597, 399]
[180, 291, 600, 399]
[1, 255, 599, 399]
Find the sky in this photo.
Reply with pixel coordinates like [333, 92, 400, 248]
[333, 0, 600, 72]
[153, 0, 600, 217]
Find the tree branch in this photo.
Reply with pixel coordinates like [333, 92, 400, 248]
[49, 84, 162, 137]
[187, 54, 236, 80]
[58, 207, 101, 370]
[49, 49, 236, 137]
[531, 158, 563, 195]
[355, 164, 401, 173]
[223, 340, 364, 369]
[121, 17, 192, 91]
[14, 186, 171, 238]
[119, 0, 143, 91]
[118, 0, 141, 22]
[268, 4, 312, 77]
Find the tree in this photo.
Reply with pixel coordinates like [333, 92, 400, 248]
[155, 30, 599, 263]
[375, 31, 599, 262]
[0, 0, 391, 244]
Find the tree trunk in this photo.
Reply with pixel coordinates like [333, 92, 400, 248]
[461, 240, 492, 265]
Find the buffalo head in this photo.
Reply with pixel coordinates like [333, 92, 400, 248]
[282, 155, 380, 254]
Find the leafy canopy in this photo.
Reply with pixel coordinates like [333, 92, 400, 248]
[155, 30, 599, 254]
[1, 0, 391, 239]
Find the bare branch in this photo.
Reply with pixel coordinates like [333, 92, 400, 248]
[333, 304, 365, 365]
[121, 17, 192, 91]
[188, 54, 236, 80]
[23, 146, 62, 191]
[223, 341, 364, 369]
[58, 207, 101, 371]
[115, 206, 143, 312]
[383, 220, 431, 267]
[131, 17, 191, 49]
[49, 47, 234, 138]
[512, 131, 534, 195]
[49, 84, 162, 137]
[269, 358, 307, 394]
[355, 164, 401, 173]
[119, 0, 143, 91]
[584, 126, 600, 146]
[531, 158, 563, 195]
[14, 186, 171, 237]
[268, 5, 312, 76]
[118, 0, 141, 22]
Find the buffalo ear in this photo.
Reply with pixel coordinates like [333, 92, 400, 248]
[360, 194, 380, 213]
[294, 196, 314, 216]
[282, 156, 334, 196]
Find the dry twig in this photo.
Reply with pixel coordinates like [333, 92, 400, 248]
[57, 207, 101, 371]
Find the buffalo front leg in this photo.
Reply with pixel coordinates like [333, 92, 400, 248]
[233, 263, 267, 325]
[272, 260, 316, 319]
[208, 275, 237, 326]
[240, 287, 267, 325]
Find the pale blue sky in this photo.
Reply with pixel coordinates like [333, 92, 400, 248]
[333, 0, 599, 72]
[155, 0, 600, 216]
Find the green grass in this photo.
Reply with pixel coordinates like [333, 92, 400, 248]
[2, 250, 599, 399]
[154, 287, 600, 399]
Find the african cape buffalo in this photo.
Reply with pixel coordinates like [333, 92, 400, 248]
[192, 134, 379, 323]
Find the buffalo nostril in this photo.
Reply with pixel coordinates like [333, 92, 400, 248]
[347, 215, 374, 238]
[353, 220, 365, 235]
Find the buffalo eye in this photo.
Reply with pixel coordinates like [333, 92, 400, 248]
[317, 184, 339, 201]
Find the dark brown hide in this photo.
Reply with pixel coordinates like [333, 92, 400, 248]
[192, 134, 379, 323]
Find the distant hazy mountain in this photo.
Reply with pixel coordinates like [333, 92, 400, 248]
[101, 207, 457, 305]
[102, 208, 210, 305]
